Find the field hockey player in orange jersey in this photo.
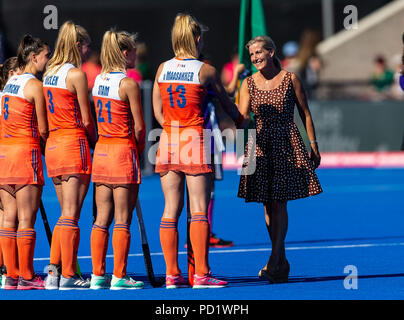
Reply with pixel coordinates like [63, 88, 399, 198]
[0, 56, 20, 288]
[153, 13, 248, 289]
[42, 21, 97, 290]
[0, 35, 50, 290]
[90, 29, 146, 290]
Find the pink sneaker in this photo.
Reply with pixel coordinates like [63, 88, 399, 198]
[192, 272, 227, 289]
[4, 276, 18, 290]
[17, 275, 45, 290]
[166, 274, 189, 289]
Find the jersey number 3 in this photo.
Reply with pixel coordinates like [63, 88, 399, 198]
[167, 84, 186, 108]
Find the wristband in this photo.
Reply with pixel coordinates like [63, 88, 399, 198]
[310, 140, 317, 145]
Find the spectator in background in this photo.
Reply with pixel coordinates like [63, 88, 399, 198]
[136, 42, 152, 81]
[293, 30, 322, 99]
[127, 67, 142, 84]
[221, 49, 239, 88]
[281, 41, 299, 71]
[370, 55, 394, 93]
[82, 51, 101, 91]
[221, 49, 246, 97]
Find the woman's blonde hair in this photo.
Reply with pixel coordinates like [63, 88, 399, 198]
[246, 35, 282, 69]
[100, 29, 137, 74]
[171, 13, 205, 59]
[44, 21, 90, 76]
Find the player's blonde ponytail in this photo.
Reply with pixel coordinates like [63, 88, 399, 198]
[171, 13, 206, 59]
[100, 29, 136, 74]
[45, 21, 90, 76]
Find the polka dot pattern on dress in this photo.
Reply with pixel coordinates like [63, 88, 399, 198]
[238, 71, 322, 203]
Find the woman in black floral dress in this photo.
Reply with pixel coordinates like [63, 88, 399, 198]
[238, 35, 322, 283]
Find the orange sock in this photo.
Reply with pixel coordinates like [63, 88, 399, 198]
[0, 236, 3, 267]
[91, 224, 109, 276]
[160, 217, 180, 276]
[60, 217, 80, 278]
[0, 228, 19, 278]
[190, 213, 210, 276]
[112, 224, 130, 278]
[50, 216, 64, 266]
[17, 229, 36, 280]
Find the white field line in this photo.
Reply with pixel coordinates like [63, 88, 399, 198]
[33, 242, 404, 261]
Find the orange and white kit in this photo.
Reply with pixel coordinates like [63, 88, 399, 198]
[91, 72, 141, 184]
[156, 58, 211, 175]
[0, 73, 44, 186]
[43, 63, 91, 177]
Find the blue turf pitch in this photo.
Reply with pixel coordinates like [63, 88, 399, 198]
[2, 167, 404, 300]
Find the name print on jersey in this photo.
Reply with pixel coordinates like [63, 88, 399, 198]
[44, 75, 59, 86]
[98, 85, 110, 96]
[163, 71, 195, 82]
[3, 84, 21, 95]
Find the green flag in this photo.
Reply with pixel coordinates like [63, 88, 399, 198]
[238, 0, 268, 72]
[238, 0, 267, 145]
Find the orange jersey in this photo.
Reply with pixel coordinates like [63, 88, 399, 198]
[92, 72, 134, 139]
[0, 74, 44, 185]
[43, 63, 83, 131]
[158, 58, 206, 129]
[155, 58, 212, 175]
[1, 73, 39, 140]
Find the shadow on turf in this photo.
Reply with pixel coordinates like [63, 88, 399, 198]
[235, 235, 404, 248]
[220, 272, 404, 287]
[288, 273, 404, 284]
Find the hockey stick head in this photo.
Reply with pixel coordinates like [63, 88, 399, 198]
[151, 276, 165, 288]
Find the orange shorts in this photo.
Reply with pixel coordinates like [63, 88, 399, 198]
[155, 126, 212, 175]
[0, 138, 44, 186]
[45, 129, 92, 177]
[92, 136, 141, 185]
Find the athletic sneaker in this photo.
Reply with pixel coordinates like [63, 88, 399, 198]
[192, 272, 227, 289]
[166, 274, 189, 289]
[3, 276, 18, 290]
[17, 275, 45, 290]
[45, 264, 61, 290]
[110, 275, 144, 290]
[185, 234, 234, 249]
[209, 234, 234, 248]
[0, 265, 6, 289]
[90, 274, 111, 290]
[59, 274, 90, 290]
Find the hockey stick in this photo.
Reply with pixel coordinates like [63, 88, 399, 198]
[39, 200, 52, 246]
[135, 199, 165, 287]
[186, 187, 195, 286]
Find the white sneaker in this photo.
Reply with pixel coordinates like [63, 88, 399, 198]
[59, 274, 90, 290]
[45, 264, 60, 290]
